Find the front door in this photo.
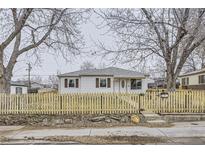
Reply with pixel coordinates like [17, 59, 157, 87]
[120, 79, 127, 93]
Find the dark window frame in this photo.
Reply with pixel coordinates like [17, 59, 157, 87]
[64, 78, 68, 88]
[136, 80, 142, 89]
[16, 87, 23, 94]
[131, 79, 142, 90]
[199, 75, 205, 84]
[131, 79, 137, 90]
[182, 77, 189, 86]
[68, 79, 75, 88]
[96, 78, 99, 88]
[76, 79, 79, 88]
[100, 78, 107, 88]
[107, 78, 111, 88]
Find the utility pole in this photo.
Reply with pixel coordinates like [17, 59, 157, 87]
[26, 63, 32, 92]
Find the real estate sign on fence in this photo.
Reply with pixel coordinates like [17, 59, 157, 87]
[0, 90, 205, 115]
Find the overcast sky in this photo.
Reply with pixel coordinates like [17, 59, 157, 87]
[12, 13, 133, 81]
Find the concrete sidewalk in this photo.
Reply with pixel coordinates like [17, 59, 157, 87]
[4, 121, 205, 140]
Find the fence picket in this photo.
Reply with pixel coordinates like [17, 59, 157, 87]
[0, 90, 205, 114]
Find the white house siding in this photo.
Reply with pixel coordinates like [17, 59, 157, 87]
[10, 86, 28, 94]
[179, 72, 205, 86]
[59, 76, 149, 94]
[59, 77, 81, 93]
[81, 76, 113, 93]
[59, 76, 113, 93]
[141, 78, 149, 92]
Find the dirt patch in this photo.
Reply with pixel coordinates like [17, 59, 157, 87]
[0, 114, 149, 128]
[19, 121, 173, 132]
[40, 135, 167, 144]
[0, 114, 134, 126]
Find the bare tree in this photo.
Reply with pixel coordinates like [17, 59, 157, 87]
[48, 75, 59, 89]
[0, 9, 88, 93]
[183, 42, 205, 72]
[80, 61, 95, 70]
[98, 62, 107, 69]
[96, 8, 205, 90]
[31, 76, 43, 84]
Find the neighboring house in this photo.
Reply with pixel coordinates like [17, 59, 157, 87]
[28, 81, 45, 93]
[10, 81, 28, 94]
[147, 78, 180, 89]
[14, 80, 46, 93]
[153, 78, 167, 88]
[146, 78, 155, 88]
[58, 67, 151, 93]
[178, 68, 205, 90]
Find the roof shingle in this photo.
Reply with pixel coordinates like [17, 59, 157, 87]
[58, 67, 146, 78]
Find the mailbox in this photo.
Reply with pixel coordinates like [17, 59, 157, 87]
[160, 92, 169, 98]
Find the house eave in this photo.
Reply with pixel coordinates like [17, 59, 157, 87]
[11, 84, 28, 87]
[58, 75, 146, 79]
[179, 71, 205, 78]
[113, 76, 146, 79]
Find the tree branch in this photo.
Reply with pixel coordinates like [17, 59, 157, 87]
[18, 9, 67, 55]
[0, 9, 33, 50]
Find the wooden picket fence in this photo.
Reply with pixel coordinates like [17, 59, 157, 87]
[140, 90, 205, 113]
[0, 93, 139, 115]
[0, 90, 205, 115]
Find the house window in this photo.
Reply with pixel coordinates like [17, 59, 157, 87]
[182, 77, 189, 86]
[100, 78, 106, 87]
[96, 78, 111, 88]
[199, 75, 205, 84]
[69, 79, 75, 87]
[131, 79, 142, 90]
[64, 79, 68, 88]
[121, 80, 125, 88]
[137, 80, 142, 89]
[16, 87, 22, 94]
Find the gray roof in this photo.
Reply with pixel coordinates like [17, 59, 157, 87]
[10, 81, 28, 87]
[58, 67, 147, 78]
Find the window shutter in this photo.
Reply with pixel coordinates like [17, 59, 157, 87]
[76, 79, 79, 88]
[96, 78, 99, 88]
[199, 76, 200, 84]
[64, 79, 68, 88]
[199, 76, 202, 84]
[107, 78, 111, 88]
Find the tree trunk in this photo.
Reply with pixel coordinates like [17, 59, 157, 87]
[166, 73, 176, 91]
[0, 49, 11, 93]
[0, 75, 10, 93]
[166, 62, 177, 91]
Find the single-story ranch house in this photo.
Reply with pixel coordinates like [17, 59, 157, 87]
[178, 68, 205, 90]
[58, 67, 152, 93]
[10, 81, 28, 94]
